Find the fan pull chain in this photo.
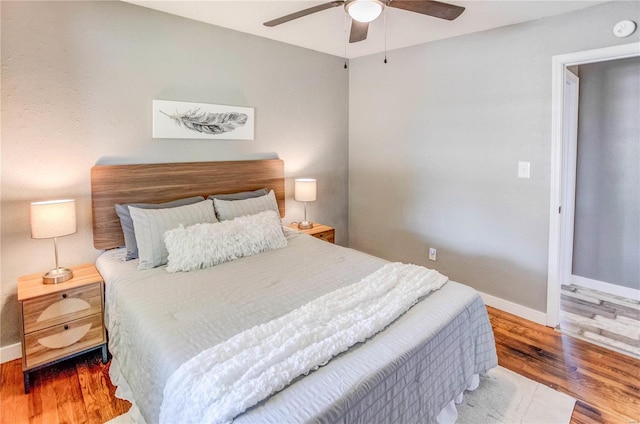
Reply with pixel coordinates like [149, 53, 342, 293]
[384, 7, 388, 64]
[344, 13, 348, 69]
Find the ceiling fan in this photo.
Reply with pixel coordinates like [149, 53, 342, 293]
[264, 0, 465, 43]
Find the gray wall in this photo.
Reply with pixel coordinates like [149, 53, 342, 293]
[573, 57, 640, 289]
[349, 1, 640, 312]
[0, 1, 349, 348]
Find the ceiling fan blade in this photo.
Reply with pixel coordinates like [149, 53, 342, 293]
[388, 0, 465, 21]
[264, 1, 344, 27]
[349, 20, 369, 43]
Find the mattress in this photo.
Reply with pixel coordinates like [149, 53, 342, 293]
[98, 229, 497, 423]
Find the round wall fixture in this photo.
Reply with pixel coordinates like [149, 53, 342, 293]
[613, 20, 637, 38]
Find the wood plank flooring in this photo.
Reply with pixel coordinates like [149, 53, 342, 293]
[560, 284, 640, 359]
[1, 352, 130, 424]
[1, 306, 639, 423]
[490, 306, 640, 424]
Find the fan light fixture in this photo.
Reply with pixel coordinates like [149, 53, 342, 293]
[345, 0, 384, 23]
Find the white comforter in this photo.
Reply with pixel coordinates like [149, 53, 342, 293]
[159, 262, 448, 424]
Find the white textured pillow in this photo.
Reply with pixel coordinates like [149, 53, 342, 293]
[164, 210, 287, 273]
[129, 199, 217, 270]
[213, 190, 279, 221]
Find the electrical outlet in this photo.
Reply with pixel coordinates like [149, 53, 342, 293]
[428, 248, 437, 261]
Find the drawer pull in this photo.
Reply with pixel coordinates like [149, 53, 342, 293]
[64, 325, 69, 330]
[62, 294, 67, 299]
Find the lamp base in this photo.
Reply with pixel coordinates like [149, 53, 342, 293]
[42, 267, 73, 284]
[298, 221, 314, 230]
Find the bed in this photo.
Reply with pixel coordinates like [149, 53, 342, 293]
[91, 159, 497, 424]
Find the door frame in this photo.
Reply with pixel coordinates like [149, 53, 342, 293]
[560, 69, 579, 302]
[546, 42, 640, 327]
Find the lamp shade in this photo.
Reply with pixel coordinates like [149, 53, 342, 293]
[30, 199, 77, 239]
[294, 179, 317, 202]
[346, 0, 384, 23]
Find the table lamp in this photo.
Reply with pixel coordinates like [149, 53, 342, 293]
[294, 178, 317, 229]
[30, 199, 77, 284]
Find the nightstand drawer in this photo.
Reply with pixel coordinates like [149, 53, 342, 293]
[286, 223, 335, 244]
[22, 282, 102, 334]
[24, 313, 105, 369]
[314, 230, 335, 243]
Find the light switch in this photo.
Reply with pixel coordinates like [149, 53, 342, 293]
[518, 161, 530, 179]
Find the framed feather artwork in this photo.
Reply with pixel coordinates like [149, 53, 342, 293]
[152, 100, 254, 140]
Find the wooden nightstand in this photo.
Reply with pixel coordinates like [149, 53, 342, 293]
[287, 223, 335, 243]
[17, 263, 107, 393]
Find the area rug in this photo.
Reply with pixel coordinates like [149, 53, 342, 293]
[108, 366, 576, 424]
[457, 366, 576, 424]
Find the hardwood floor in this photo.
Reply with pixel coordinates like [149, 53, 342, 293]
[0, 352, 130, 424]
[490, 306, 640, 424]
[1, 307, 638, 423]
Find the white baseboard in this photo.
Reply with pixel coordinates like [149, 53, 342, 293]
[571, 275, 640, 301]
[0, 342, 21, 364]
[479, 291, 547, 326]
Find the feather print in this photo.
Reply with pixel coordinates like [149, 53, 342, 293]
[160, 108, 248, 135]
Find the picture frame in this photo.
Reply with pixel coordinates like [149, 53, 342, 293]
[152, 100, 255, 140]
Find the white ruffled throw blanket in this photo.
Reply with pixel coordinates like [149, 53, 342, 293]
[159, 262, 448, 424]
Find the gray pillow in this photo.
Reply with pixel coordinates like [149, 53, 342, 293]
[115, 196, 206, 260]
[129, 199, 217, 270]
[207, 188, 268, 202]
[213, 190, 279, 221]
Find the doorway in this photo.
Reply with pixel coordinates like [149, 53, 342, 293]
[547, 42, 640, 328]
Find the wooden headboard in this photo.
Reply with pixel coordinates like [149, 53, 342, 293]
[91, 159, 285, 250]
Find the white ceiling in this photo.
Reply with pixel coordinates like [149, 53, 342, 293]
[124, 1, 608, 58]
